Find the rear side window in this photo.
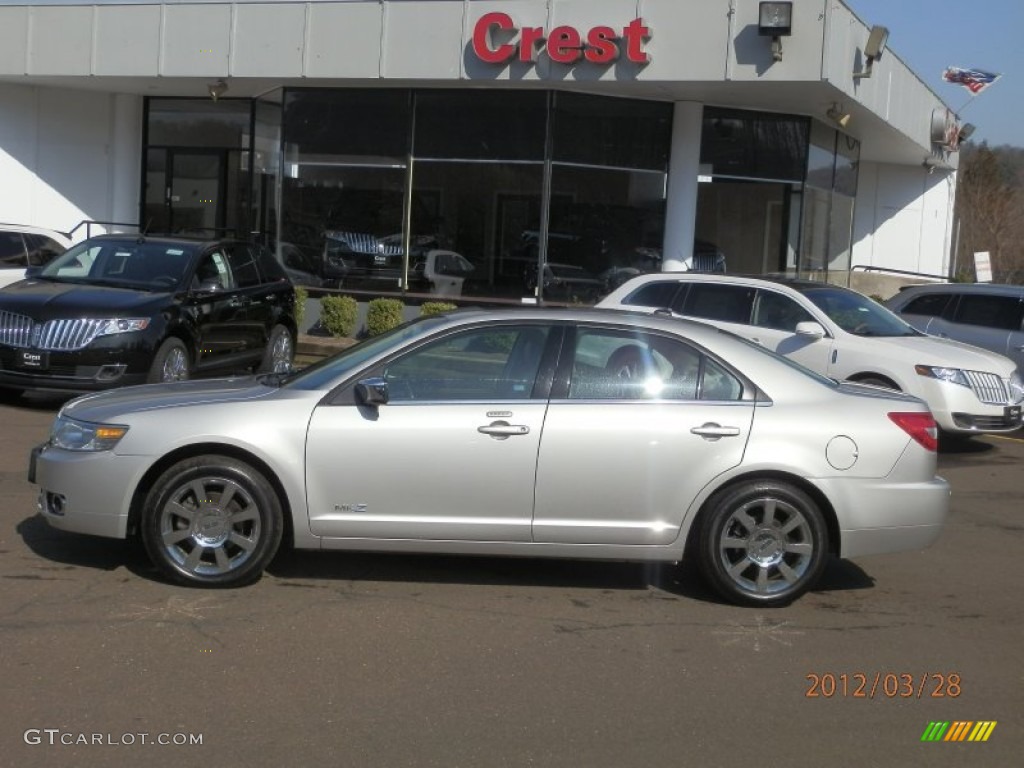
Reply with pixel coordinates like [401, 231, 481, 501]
[622, 281, 683, 309]
[900, 292, 953, 318]
[25, 234, 66, 266]
[254, 245, 289, 282]
[682, 284, 755, 324]
[224, 244, 262, 288]
[0, 231, 27, 268]
[953, 295, 1024, 331]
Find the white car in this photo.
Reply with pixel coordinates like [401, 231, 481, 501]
[30, 308, 949, 607]
[0, 223, 71, 289]
[598, 273, 1024, 436]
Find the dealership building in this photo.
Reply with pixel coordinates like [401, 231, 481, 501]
[0, 0, 967, 302]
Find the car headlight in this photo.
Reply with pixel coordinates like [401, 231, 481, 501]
[94, 318, 150, 338]
[1010, 369, 1024, 403]
[915, 365, 970, 387]
[50, 416, 129, 451]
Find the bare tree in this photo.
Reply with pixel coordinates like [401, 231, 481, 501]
[955, 144, 1024, 282]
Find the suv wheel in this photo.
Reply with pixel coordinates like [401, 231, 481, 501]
[260, 325, 294, 373]
[148, 338, 190, 383]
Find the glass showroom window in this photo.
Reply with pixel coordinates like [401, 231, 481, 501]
[542, 164, 666, 304]
[280, 90, 411, 292]
[411, 91, 547, 300]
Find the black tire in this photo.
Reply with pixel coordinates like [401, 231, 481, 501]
[140, 455, 283, 587]
[0, 386, 24, 401]
[147, 337, 190, 383]
[259, 324, 294, 374]
[697, 480, 828, 607]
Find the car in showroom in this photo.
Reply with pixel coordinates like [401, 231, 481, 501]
[0, 233, 297, 395]
[0, 222, 72, 289]
[30, 307, 949, 607]
[598, 273, 1024, 436]
[884, 282, 1024, 371]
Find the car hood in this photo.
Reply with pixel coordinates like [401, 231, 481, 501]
[62, 377, 279, 422]
[0, 279, 170, 317]
[856, 332, 1018, 375]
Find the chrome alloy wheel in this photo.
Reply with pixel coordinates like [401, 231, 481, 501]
[717, 497, 814, 596]
[161, 345, 189, 381]
[158, 475, 263, 578]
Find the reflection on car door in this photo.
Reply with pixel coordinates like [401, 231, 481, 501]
[305, 324, 557, 541]
[532, 326, 754, 546]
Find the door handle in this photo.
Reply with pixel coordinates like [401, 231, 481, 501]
[478, 421, 530, 440]
[690, 423, 741, 441]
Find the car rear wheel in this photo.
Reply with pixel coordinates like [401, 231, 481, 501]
[140, 455, 283, 587]
[260, 325, 294, 373]
[148, 338, 190, 383]
[697, 480, 827, 607]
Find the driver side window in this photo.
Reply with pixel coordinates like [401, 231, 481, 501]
[383, 326, 550, 402]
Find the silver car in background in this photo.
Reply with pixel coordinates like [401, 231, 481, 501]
[29, 308, 949, 607]
[884, 282, 1024, 371]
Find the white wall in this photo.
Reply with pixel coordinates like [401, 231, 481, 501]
[851, 161, 954, 279]
[0, 83, 142, 239]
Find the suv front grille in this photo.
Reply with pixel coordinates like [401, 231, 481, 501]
[965, 370, 1009, 404]
[0, 311, 106, 351]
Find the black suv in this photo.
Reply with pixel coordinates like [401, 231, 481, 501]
[0, 234, 297, 395]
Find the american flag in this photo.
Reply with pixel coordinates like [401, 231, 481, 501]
[942, 67, 1002, 94]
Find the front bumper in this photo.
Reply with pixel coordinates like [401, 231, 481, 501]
[917, 378, 1023, 434]
[30, 443, 149, 539]
[0, 337, 155, 393]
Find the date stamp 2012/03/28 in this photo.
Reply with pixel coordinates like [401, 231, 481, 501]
[805, 672, 961, 699]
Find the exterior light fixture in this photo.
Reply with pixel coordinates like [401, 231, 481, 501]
[958, 123, 976, 142]
[207, 79, 228, 101]
[826, 103, 852, 129]
[853, 25, 889, 80]
[758, 2, 793, 62]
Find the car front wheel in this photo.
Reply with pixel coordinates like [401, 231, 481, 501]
[697, 480, 828, 607]
[140, 455, 284, 587]
[148, 337, 190, 383]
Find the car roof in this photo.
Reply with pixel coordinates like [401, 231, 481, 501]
[83, 233, 247, 249]
[895, 282, 1024, 296]
[425, 305, 731, 340]
[612, 271, 843, 295]
[0, 222, 72, 244]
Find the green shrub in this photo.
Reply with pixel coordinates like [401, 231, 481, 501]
[319, 295, 359, 338]
[366, 298, 405, 336]
[420, 301, 458, 317]
[294, 286, 308, 330]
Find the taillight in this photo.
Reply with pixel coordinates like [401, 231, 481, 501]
[888, 412, 939, 452]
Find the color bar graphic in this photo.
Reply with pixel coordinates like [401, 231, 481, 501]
[921, 721, 996, 742]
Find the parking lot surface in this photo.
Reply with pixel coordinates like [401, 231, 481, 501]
[2, 392, 1021, 768]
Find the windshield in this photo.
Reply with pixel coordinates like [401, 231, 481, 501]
[38, 240, 196, 291]
[282, 315, 450, 390]
[801, 286, 920, 337]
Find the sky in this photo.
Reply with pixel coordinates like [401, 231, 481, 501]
[846, 0, 1024, 147]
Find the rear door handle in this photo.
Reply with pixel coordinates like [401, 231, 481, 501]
[690, 423, 741, 441]
[478, 421, 530, 440]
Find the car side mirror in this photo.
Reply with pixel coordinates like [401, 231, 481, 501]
[355, 377, 389, 407]
[195, 277, 223, 294]
[24, 266, 42, 278]
[794, 321, 827, 339]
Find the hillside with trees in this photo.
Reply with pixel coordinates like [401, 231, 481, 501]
[954, 143, 1024, 283]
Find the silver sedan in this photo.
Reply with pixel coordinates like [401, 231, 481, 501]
[29, 308, 950, 606]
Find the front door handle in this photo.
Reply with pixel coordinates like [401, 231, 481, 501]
[478, 421, 530, 440]
[690, 423, 741, 441]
